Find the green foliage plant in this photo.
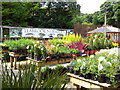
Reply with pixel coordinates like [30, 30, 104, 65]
[2, 62, 68, 89]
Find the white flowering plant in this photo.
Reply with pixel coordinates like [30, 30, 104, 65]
[33, 42, 47, 60]
[72, 48, 120, 84]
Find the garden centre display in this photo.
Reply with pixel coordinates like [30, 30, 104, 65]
[68, 48, 120, 86]
[1, 33, 119, 61]
[1, 33, 120, 88]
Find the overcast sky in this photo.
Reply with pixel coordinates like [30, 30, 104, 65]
[77, 0, 106, 14]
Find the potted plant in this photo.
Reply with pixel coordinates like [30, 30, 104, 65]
[69, 49, 79, 58]
[33, 43, 47, 61]
[84, 44, 90, 55]
[89, 64, 98, 80]
[0, 43, 9, 50]
[73, 60, 82, 75]
[27, 45, 34, 59]
[54, 64, 68, 75]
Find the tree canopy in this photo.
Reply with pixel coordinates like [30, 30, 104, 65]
[73, 1, 120, 28]
[2, 1, 120, 28]
[2, 2, 80, 29]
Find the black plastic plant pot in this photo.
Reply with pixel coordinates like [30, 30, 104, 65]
[69, 68, 74, 74]
[67, 54, 72, 58]
[13, 50, 19, 54]
[56, 55, 60, 60]
[19, 49, 27, 54]
[79, 73, 84, 77]
[31, 53, 34, 59]
[91, 73, 97, 81]
[51, 55, 57, 60]
[9, 50, 13, 52]
[34, 56, 40, 61]
[28, 53, 32, 58]
[77, 53, 81, 56]
[1, 47, 4, 50]
[70, 69, 74, 74]
[18, 49, 22, 54]
[64, 55, 68, 58]
[74, 70, 80, 75]
[114, 74, 120, 82]
[60, 55, 66, 58]
[117, 70, 120, 73]
[5, 47, 9, 50]
[2, 46, 9, 50]
[105, 77, 112, 84]
[59, 55, 63, 58]
[97, 75, 106, 83]
[84, 73, 91, 79]
[24, 49, 27, 54]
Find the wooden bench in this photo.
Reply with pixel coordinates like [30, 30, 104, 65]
[67, 73, 120, 90]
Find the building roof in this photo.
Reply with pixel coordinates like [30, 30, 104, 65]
[88, 26, 120, 33]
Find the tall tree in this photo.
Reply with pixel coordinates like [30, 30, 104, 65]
[2, 2, 80, 29]
[92, 11, 100, 25]
[2, 2, 31, 27]
[100, 1, 120, 28]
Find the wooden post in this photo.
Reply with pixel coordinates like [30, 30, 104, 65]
[10, 56, 13, 68]
[14, 57, 17, 69]
[73, 83, 80, 90]
[110, 33, 112, 39]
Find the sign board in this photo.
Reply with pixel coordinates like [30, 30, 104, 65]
[9, 28, 22, 37]
[9, 28, 68, 38]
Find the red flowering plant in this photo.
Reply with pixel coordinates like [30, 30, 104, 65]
[66, 40, 85, 53]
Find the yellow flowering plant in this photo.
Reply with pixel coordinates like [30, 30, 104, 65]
[112, 42, 119, 47]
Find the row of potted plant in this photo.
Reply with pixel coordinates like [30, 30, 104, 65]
[1, 33, 119, 61]
[67, 48, 120, 86]
[1, 39, 34, 54]
[83, 33, 119, 55]
[27, 41, 80, 61]
[1, 34, 83, 61]
[25, 34, 84, 61]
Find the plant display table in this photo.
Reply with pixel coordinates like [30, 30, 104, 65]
[9, 52, 27, 69]
[26, 57, 74, 66]
[0, 50, 8, 54]
[67, 73, 120, 90]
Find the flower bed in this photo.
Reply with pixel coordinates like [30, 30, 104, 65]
[67, 48, 120, 86]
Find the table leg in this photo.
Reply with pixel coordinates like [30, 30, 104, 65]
[14, 57, 17, 69]
[10, 56, 13, 68]
[73, 83, 80, 90]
